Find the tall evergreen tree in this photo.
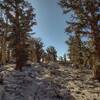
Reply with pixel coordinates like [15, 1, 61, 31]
[1, 0, 36, 70]
[59, 0, 100, 80]
[63, 53, 67, 63]
[0, 1, 10, 65]
[29, 37, 44, 63]
[66, 34, 84, 68]
[59, 0, 100, 59]
[46, 46, 57, 62]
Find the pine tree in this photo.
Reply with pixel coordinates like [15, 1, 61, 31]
[46, 46, 57, 62]
[30, 38, 44, 63]
[59, 0, 100, 80]
[0, 1, 9, 65]
[66, 34, 84, 69]
[63, 54, 67, 63]
[59, 56, 64, 62]
[1, 0, 36, 70]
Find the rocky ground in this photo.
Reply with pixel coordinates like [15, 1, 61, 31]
[0, 62, 100, 100]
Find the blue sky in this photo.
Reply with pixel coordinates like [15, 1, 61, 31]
[29, 0, 70, 57]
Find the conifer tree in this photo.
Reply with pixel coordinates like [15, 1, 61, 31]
[46, 46, 57, 62]
[59, 0, 100, 80]
[66, 34, 84, 68]
[0, 1, 10, 65]
[32, 38, 44, 63]
[1, 0, 36, 70]
[63, 54, 67, 63]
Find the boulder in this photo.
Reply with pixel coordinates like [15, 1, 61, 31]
[0, 85, 4, 100]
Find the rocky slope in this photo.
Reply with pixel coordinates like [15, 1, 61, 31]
[0, 63, 100, 100]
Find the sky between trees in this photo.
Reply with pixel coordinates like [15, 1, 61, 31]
[28, 0, 71, 58]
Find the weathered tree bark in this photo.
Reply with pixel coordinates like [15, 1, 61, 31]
[15, 43, 22, 70]
[92, 22, 100, 80]
[93, 34, 100, 80]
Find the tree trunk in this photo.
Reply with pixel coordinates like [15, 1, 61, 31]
[93, 32, 100, 80]
[15, 44, 21, 70]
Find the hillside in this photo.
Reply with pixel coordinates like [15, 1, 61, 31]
[0, 63, 100, 100]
